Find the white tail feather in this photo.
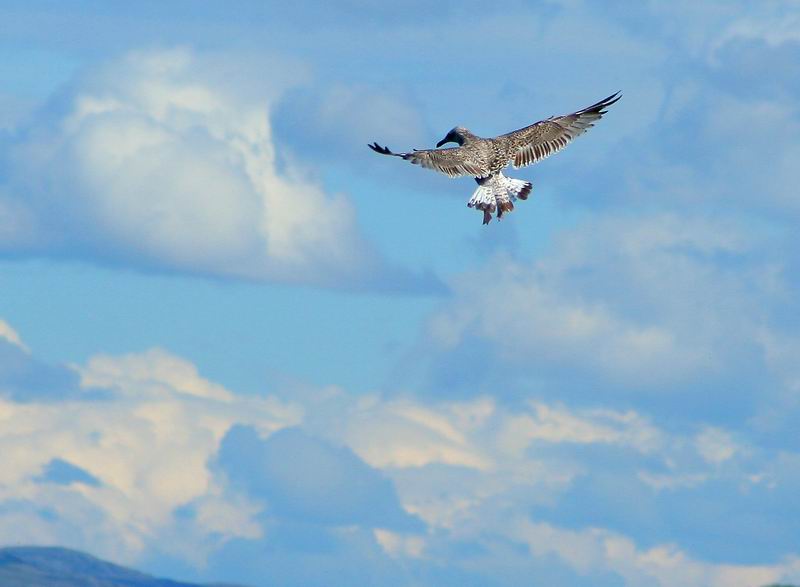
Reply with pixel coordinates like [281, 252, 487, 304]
[501, 176, 533, 202]
[467, 172, 532, 224]
[467, 185, 495, 210]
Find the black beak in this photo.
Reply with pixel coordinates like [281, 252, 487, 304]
[436, 137, 448, 148]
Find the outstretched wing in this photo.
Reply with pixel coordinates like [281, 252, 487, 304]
[368, 142, 483, 178]
[502, 92, 621, 168]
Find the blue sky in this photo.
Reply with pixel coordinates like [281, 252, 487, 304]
[1, 1, 800, 586]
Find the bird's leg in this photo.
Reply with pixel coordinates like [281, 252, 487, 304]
[480, 201, 496, 225]
[497, 200, 514, 219]
[470, 177, 497, 224]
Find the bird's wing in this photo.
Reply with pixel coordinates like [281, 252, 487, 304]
[368, 142, 483, 178]
[502, 92, 621, 168]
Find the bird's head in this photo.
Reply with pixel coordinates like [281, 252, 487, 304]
[436, 126, 470, 148]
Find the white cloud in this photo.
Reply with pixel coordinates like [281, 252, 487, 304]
[0, 319, 27, 351]
[373, 528, 425, 559]
[498, 402, 662, 454]
[695, 427, 739, 465]
[0, 342, 301, 563]
[334, 394, 495, 470]
[0, 48, 422, 290]
[512, 520, 800, 587]
[80, 348, 234, 401]
[358, 394, 800, 587]
[637, 471, 709, 492]
[426, 212, 785, 389]
[1, 317, 799, 586]
[714, 8, 800, 50]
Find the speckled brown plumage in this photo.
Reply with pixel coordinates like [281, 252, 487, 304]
[369, 92, 620, 224]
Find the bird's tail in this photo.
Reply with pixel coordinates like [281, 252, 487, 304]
[495, 176, 532, 219]
[501, 176, 533, 202]
[468, 175, 532, 224]
[467, 183, 497, 225]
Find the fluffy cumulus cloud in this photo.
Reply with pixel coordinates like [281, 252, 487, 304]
[0, 48, 430, 291]
[407, 0, 800, 437]
[2, 318, 800, 587]
[0, 320, 27, 350]
[557, 0, 800, 225]
[0, 330, 85, 403]
[425, 213, 787, 396]
[0, 342, 301, 565]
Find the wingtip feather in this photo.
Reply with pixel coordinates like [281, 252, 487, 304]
[581, 91, 622, 115]
[369, 142, 395, 156]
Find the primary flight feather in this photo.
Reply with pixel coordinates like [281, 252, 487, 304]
[369, 92, 621, 224]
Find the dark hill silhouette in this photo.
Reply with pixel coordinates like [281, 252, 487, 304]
[0, 546, 248, 587]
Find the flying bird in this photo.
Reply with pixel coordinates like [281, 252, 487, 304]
[369, 92, 621, 225]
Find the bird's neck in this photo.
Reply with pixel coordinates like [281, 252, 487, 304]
[459, 130, 478, 144]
